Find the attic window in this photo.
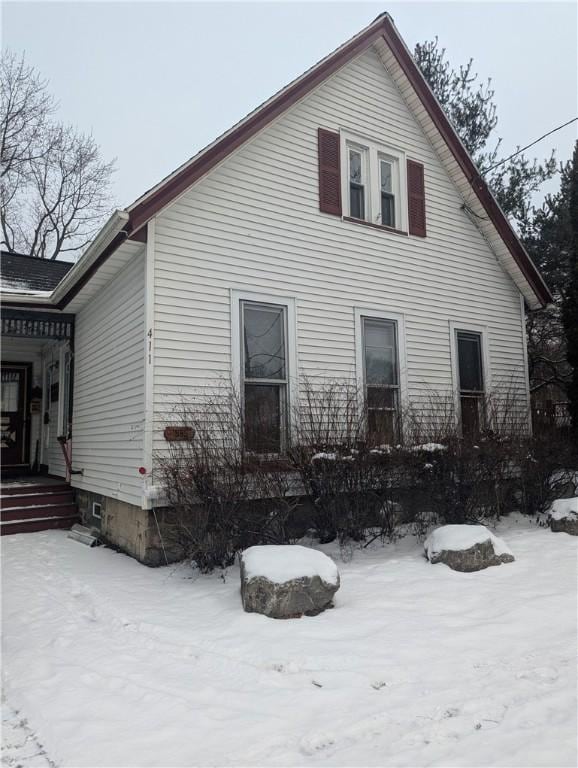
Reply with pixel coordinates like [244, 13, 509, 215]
[342, 134, 407, 232]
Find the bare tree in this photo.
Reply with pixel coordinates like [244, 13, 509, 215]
[1, 50, 115, 260]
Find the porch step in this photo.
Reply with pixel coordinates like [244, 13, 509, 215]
[2, 503, 78, 522]
[0, 492, 74, 509]
[1, 516, 80, 535]
[0, 482, 70, 497]
[0, 480, 79, 535]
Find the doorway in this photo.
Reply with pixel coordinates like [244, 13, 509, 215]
[1, 363, 31, 468]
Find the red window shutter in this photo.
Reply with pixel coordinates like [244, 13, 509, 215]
[318, 128, 342, 216]
[407, 159, 426, 237]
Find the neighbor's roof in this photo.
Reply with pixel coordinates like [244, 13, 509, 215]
[1, 13, 553, 310]
[0, 251, 74, 295]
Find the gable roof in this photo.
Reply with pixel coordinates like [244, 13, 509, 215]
[125, 12, 552, 309]
[1, 13, 552, 310]
[0, 251, 74, 294]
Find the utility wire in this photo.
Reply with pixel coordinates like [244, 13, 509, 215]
[483, 117, 578, 174]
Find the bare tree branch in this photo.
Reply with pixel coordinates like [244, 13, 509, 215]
[0, 49, 115, 260]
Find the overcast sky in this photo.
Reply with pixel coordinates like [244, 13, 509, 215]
[4, 1, 577, 211]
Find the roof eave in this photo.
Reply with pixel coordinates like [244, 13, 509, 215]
[1, 210, 131, 311]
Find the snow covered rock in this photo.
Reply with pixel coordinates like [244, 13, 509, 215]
[547, 498, 578, 536]
[240, 545, 340, 619]
[424, 525, 515, 572]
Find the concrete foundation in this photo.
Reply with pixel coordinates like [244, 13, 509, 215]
[75, 489, 184, 566]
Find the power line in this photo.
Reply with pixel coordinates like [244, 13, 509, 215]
[483, 117, 578, 174]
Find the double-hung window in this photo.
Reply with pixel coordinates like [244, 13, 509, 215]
[241, 300, 288, 454]
[361, 316, 400, 444]
[456, 330, 485, 438]
[343, 134, 406, 231]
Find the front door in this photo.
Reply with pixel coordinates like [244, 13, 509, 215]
[1, 364, 30, 467]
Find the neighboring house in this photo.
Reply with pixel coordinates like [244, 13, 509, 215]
[0, 14, 552, 563]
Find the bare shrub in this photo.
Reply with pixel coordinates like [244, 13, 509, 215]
[403, 386, 578, 525]
[156, 388, 249, 571]
[156, 387, 302, 571]
[157, 379, 577, 568]
[514, 427, 577, 516]
[289, 378, 407, 543]
[242, 456, 302, 546]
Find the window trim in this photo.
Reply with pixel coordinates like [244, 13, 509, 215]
[231, 290, 298, 453]
[341, 130, 408, 233]
[355, 308, 408, 442]
[449, 321, 491, 434]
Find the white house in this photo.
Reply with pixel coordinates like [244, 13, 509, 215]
[0, 14, 552, 561]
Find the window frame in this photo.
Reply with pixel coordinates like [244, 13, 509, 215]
[355, 308, 408, 444]
[341, 131, 408, 232]
[449, 322, 491, 437]
[231, 290, 297, 455]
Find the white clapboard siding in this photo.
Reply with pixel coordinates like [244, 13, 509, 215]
[71, 251, 145, 506]
[151, 46, 528, 450]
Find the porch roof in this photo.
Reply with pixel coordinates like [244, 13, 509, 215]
[1, 307, 74, 341]
[0, 252, 74, 293]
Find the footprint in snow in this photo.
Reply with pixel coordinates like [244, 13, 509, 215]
[444, 707, 460, 718]
[516, 666, 559, 683]
[300, 731, 337, 756]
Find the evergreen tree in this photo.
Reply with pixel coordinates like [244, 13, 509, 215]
[522, 150, 576, 409]
[415, 38, 574, 425]
[561, 143, 578, 431]
[414, 39, 557, 230]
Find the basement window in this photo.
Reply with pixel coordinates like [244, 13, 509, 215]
[92, 502, 102, 520]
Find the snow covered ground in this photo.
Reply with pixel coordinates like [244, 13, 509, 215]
[2, 515, 576, 767]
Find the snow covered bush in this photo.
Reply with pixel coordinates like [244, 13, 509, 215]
[402, 388, 578, 526]
[289, 447, 407, 544]
[156, 381, 578, 568]
[514, 428, 577, 516]
[288, 378, 407, 544]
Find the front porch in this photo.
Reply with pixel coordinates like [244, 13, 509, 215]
[1, 308, 74, 480]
